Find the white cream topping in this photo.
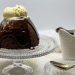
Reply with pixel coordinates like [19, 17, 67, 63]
[3, 5, 28, 19]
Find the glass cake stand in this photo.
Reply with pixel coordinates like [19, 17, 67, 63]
[0, 35, 56, 75]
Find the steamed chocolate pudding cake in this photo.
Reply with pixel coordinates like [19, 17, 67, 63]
[0, 5, 39, 49]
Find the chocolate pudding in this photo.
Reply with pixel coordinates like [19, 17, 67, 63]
[0, 5, 39, 49]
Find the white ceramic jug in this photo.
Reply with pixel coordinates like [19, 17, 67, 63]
[56, 27, 75, 60]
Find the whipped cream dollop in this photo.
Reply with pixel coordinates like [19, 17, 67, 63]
[3, 5, 28, 19]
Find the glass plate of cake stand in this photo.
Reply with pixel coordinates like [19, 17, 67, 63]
[0, 35, 56, 75]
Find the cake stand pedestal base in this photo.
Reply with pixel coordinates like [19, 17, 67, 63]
[2, 60, 33, 75]
[0, 35, 56, 75]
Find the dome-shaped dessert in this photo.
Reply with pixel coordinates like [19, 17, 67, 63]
[0, 5, 39, 49]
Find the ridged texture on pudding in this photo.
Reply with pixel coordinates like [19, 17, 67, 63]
[0, 17, 39, 49]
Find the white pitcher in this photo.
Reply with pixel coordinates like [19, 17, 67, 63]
[56, 27, 75, 60]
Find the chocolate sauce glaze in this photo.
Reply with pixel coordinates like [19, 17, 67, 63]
[0, 17, 39, 49]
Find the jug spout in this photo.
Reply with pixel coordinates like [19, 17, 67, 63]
[56, 27, 63, 32]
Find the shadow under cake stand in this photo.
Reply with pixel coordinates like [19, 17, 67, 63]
[0, 35, 56, 75]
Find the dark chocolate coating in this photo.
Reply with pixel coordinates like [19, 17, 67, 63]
[0, 17, 39, 49]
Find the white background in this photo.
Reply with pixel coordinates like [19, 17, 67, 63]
[0, 0, 75, 30]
